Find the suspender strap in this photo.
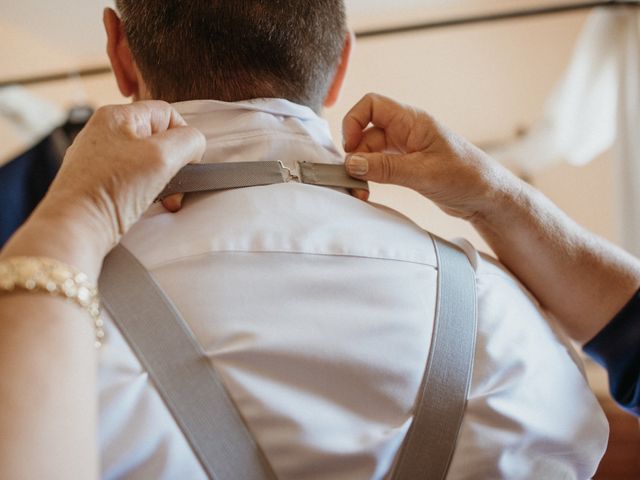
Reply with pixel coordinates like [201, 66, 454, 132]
[391, 236, 478, 480]
[158, 161, 287, 199]
[157, 161, 368, 200]
[99, 245, 277, 480]
[101, 162, 474, 480]
[297, 161, 370, 190]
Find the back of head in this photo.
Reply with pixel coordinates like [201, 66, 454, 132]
[115, 0, 347, 111]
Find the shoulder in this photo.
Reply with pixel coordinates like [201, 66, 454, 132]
[446, 239, 609, 479]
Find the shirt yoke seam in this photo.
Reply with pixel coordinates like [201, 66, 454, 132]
[145, 249, 439, 272]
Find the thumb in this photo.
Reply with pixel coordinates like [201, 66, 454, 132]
[345, 152, 415, 188]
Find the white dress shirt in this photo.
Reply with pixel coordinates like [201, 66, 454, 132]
[98, 98, 608, 480]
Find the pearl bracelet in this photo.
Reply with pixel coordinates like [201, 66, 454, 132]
[0, 257, 105, 348]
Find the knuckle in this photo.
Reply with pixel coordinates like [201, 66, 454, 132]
[379, 155, 396, 181]
[419, 110, 437, 132]
[94, 105, 115, 122]
[362, 92, 379, 105]
[184, 125, 204, 141]
[421, 108, 435, 123]
[145, 141, 167, 164]
[142, 99, 170, 109]
[95, 105, 113, 116]
[97, 104, 131, 127]
[173, 125, 204, 147]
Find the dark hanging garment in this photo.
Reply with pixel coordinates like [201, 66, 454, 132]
[0, 106, 92, 247]
[0, 134, 62, 247]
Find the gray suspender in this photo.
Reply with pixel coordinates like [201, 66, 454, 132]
[99, 162, 477, 480]
[390, 236, 477, 480]
[157, 161, 369, 200]
[100, 245, 278, 480]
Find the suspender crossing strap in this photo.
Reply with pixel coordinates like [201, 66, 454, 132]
[100, 245, 278, 480]
[391, 236, 478, 480]
[157, 161, 369, 200]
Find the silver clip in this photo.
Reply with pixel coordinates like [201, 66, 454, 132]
[278, 160, 300, 182]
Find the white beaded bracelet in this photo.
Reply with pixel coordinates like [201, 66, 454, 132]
[0, 257, 105, 348]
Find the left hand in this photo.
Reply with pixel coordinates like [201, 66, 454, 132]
[342, 93, 519, 220]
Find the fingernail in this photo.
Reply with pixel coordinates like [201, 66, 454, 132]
[346, 156, 369, 176]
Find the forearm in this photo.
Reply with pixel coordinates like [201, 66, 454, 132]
[0, 202, 105, 480]
[473, 179, 640, 344]
[0, 296, 99, 480]
[0, 101, 203, 478]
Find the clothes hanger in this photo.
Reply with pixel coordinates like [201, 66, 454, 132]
[61, 72, 94, 143]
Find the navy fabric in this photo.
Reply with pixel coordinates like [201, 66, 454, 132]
[584, 289, 640, 415]
[0, 136, 60, 247]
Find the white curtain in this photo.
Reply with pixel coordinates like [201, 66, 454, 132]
[490, 7, 640, 256]
[615, 8, 640, 257]
[0, 86, 65, 167]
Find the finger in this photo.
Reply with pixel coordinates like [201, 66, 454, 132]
[118, 101, 188, 138]
[161, 193, 185, 213]
[349, 188, 370, 202]
[342, 93, 406, 152]
[152, 126, 205, 212]
[152, 126, 206, 174]
[351, 127, 388, 154]
[342, 94, 376, 152]
[145, 101, 188, 133]
[140, 100, 187, 135]
[345, 152, 423, 189]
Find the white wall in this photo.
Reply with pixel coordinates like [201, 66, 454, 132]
[327, 10, 617, 252]
[1, 5, 618, 255]
[0, 0, 621, 395]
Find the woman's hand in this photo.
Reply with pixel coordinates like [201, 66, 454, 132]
[343, 92, 640, 344]
[343, 93, 522, 222]
[1, 101, 205, 279]
[0, 101, 205, 480]
[48, 101, 205, 251]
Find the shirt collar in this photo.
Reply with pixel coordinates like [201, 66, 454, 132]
[172, 97, 319, 121]
[171, 98, 342, 167]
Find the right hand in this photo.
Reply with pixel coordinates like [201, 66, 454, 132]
[1, 101, 206, 280]
[45, 101, 206, 254]
[343, 93, 522, 222]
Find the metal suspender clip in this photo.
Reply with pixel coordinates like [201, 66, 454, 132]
[277, 161, 301, 183]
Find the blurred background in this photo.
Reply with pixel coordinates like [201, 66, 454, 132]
[1, 1, 638, 477]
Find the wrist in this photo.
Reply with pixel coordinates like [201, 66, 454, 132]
[1, 197, 113, 282]
[470, 168, 530, 233]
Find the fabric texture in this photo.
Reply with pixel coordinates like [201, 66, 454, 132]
[97, 98, 608, 480]
[584, 289, 640, 415]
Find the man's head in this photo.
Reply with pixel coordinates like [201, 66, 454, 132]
[105, 1, 351, 112]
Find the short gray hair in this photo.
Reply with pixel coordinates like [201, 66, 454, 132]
[116, 0, 347, 111]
